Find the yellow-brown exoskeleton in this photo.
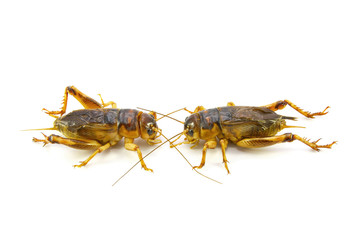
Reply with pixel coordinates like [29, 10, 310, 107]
[172, 100, 337, 174]
[31, 86, 162, 171]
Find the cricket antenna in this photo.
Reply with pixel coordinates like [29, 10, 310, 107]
[137, 107, 185, 124]
[22, 127, 58, 131]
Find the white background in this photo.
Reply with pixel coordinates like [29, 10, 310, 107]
[1, 1, 359, 239]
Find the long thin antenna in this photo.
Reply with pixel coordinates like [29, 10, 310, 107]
[21, 127, 58, 131]
[137, 107, 185, 124]
[155, 107, 187, 121]
[112, 133, 181, 186]
[283, 125, 305, 129]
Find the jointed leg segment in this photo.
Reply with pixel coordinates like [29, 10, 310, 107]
[33, 134, 156, 170]
[191, 133, 336, 173]
[184, 106, 206, 114]
[219, 139, 230, 174]
[193, 139, 217, 170]
[124, 138, 153, 172]
[236, 133, 337, 151]
[33, 133, 112, 167]
[262, 100, 330, 118]
[43, 86, 117, 117]
[73, 143, 112, 168]
[98, 94, 117, 108]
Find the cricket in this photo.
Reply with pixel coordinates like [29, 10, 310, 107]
[30, 86, 162, 171]
[170, 100, 337, 174]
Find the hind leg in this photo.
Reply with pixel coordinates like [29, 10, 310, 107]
[262, 100, 330, 118]
[184, 106, 206, 114]
[33, 133, 112, 167]
[236, 133, 337, 151]
[43, 86, 116, 117]
[98, 93, 117, 108]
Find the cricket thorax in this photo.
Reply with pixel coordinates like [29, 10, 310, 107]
[117, 109, 141, 139]
[197, 108, 222, 140]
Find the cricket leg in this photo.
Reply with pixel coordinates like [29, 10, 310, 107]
[73, 143, 112, 168]
[236, 133, 337, 151]
[227, 102, 235, 106]
[193, 139, 217, 170]
[262, 100, 330, 118]
[184, 106, 206, 114]
[32, 133, 112, 167]
[219, 138, 230, 174]
[43, 86, 104, 117]
[98, 94, 117, 108]
[124, 138, 153, 172]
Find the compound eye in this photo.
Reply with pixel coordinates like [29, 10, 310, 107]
[146, 123, 154, 136]
[187, 129, 194, 137]
[147, 128, 154, 135]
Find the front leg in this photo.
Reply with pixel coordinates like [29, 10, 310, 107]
[124, 138, 153, 172]
[193, 139, 217, 170]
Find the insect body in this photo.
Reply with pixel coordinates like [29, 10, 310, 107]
[32, 86, 161, 171]
[172, 100, 337, 174]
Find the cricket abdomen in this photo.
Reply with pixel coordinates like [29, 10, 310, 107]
[54, 108, 120, 144]
[217, 106, 286, 142]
